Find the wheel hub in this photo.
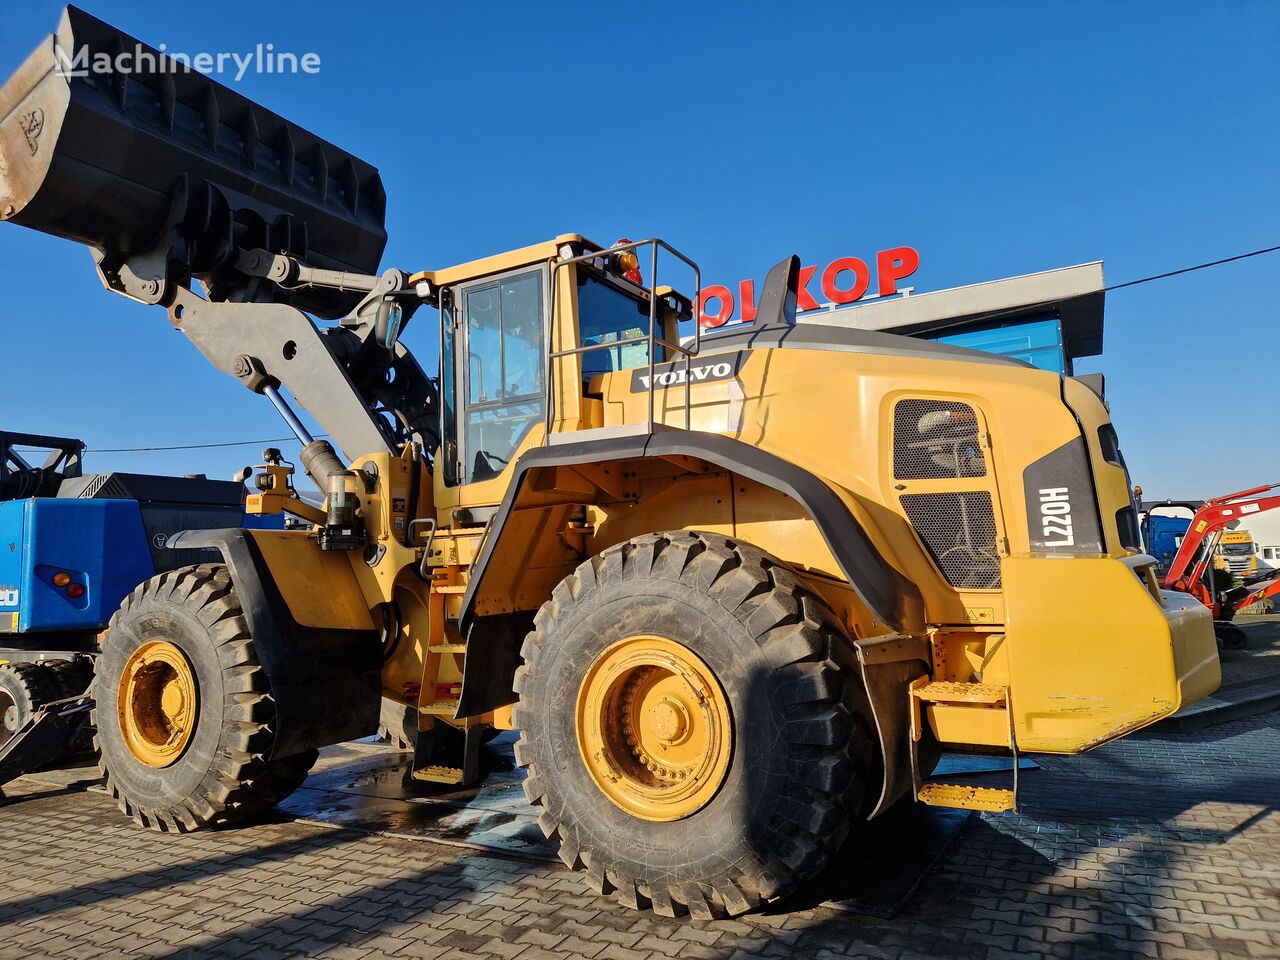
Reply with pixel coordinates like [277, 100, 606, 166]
[1, 693, 18, 738]
[576, 635, 732, 822]
[117, 640, 199, 768]
[648, 697, 690, 745]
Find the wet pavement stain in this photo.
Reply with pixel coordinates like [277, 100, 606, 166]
[277, 734, 1017, 917]
[279, 734, 558, 860]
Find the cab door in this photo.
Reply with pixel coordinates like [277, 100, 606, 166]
[439, 265, 548, 492]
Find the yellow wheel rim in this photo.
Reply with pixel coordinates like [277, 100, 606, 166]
[117, 640, 198, 768]
[576, 635, 732, 822]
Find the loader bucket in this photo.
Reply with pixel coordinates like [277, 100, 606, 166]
[0, 6, 386, 316]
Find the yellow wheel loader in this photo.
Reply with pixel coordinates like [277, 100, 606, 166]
[0, 7, 1220, 919]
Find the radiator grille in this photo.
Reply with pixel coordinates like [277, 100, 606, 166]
[894, 399, 986, 480]
[901, 492, 1001, 589]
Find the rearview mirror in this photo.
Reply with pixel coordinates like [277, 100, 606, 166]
[375, 299, 404, 352]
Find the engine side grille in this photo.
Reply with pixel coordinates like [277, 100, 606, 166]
[76, 473, 129, 499]
[901, 492, 1002, 589]
[894, 399, 986, 480]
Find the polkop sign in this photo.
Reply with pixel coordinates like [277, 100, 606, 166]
[696, 246, 921, 328]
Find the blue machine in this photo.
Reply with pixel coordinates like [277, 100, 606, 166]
[0, 499, 154, 634]
[0, 432, 281, 648]
[1143, 513, 1192, 573]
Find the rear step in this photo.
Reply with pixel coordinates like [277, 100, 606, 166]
[411, 719, 484, 787]
[914, 681, 1007, 705]
[909, 678, 1019, 813]
[918, 782, 1016, 813]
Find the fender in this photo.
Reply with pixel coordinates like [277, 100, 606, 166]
[166, 528, 381, 758]
[460, 430, 902, 635]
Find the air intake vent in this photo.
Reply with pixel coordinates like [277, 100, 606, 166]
[77, 473, 131, 499]
[901, 492, 1001, 589]
[894, 399, 986, 480]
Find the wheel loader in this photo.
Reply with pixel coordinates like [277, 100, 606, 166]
[0, 7, 1220, 920]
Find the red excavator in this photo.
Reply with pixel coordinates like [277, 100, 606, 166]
[1144, 482, 1280, 648]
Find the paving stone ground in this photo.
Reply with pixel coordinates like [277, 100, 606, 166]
[1224, 615, 1280, 688]
[1, 710, 1277, 960]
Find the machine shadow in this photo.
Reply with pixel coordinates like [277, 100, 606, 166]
[0, 818, 365, 927]
[735, 647, 984, 921]
[6, 684, 1275, 959]
[145, 858, 492, 960]
[746, 721, 1278, 959]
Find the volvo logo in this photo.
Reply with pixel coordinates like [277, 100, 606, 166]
[629, 352, 745, 393]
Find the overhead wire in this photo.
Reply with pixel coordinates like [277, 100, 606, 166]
[21, 242, 1279, 455]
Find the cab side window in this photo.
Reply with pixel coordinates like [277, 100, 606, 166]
[576, 269, 662, 379]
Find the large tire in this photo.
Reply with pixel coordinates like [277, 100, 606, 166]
[0, 661, 63, 747]
[514, 531, 868, 919]
[48, 657, 96, 700]
[93, 564, 317, 832]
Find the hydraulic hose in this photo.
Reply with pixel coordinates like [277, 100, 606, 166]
[0, 468, 59, 501]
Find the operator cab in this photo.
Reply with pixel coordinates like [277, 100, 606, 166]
[417, 236, 696, 492]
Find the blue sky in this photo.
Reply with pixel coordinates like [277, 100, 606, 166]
[1, 1, 1276, 499]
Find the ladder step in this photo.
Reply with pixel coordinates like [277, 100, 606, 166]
[427, 643, 467, 654]
[432, 585, 467, 594]
[413, 765, 465, 785]
[913, 681, 1007, 705]
[918, 782, 1016, 813]
[420, 699, 460, 716]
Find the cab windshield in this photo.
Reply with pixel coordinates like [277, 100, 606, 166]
[1221, 542, 1254, 556]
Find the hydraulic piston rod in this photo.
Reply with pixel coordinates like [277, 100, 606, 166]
[263, 385, 315, 446]
[262, 383, 346, 490]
